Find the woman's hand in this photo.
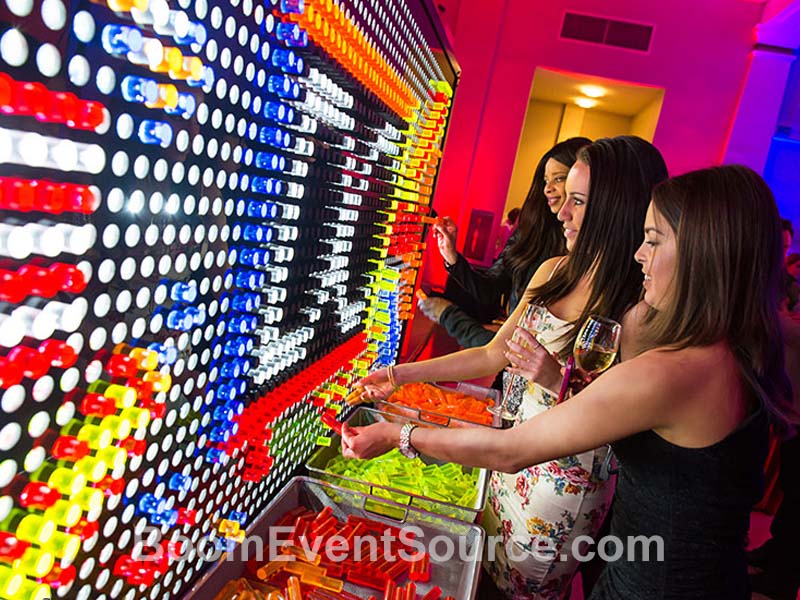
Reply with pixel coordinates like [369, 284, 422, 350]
[341, 422, 401, 459]
[504, 327, 563, 392]
[561, 364, 598, 395]
[417, 297, 453, 323]
[432, 217, 458, 265]
[352, 368, 395, 402]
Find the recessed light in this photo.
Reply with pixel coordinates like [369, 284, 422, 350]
[575, 97, 598, 109]
[579, 84, 607, 98]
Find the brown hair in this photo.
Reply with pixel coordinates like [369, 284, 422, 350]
[530, 136, 669, 360]
[505, 137, 591, 299]
[640, 165, 795, 431]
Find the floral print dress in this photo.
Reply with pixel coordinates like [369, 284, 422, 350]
[482, 307, 615, 599]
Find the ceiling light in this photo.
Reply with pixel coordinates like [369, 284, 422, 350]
[579, 84, 607, 98]
[574, 97, 598, 109]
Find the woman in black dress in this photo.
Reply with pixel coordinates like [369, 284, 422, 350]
[346, 165, 797, 600]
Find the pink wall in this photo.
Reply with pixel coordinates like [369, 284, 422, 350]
[426, 0, 765, 282]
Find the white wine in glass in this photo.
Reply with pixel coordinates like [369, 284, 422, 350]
[574, 347, 617, 374]
[557, 314, 622, 404]
[573, 315, 622, 375]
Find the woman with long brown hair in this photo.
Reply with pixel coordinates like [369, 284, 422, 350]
[419, 138, 589, 348]
[349, 136, 668, 598]
[345, 165, 796, 599]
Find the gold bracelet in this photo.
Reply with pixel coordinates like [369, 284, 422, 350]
[387, 364, 398, 390]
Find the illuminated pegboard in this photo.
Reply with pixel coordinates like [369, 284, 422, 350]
[0, 0, 456, 598]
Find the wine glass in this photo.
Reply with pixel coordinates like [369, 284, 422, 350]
[556, 314, 621, 403]
[489, 303, 547, 421]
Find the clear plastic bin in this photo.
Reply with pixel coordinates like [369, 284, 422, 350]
[306, 407, 489, 523]
[182, 476, 485, 600]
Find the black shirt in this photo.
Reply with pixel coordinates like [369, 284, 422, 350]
[590, 406, 768, 599]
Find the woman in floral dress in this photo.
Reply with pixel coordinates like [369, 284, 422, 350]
[355, 137, 668, 598]
[482, 302, 613, 598]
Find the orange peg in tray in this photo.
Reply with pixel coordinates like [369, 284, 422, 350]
[386, 383, 494, 426]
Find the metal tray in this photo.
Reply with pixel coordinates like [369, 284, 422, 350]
[182, 476, 485, 600]
[374, 381, 501, 429]
[306, 407, 489, 523]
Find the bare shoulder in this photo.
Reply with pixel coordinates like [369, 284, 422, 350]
[524, 255, 567, 289]
[568, 349, 695, 431]
[609, 345, 727, 403]
[639, 344, 728, 374]
[538, 255, 567, 273]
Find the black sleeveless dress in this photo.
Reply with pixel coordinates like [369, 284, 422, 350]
[589, 405, 768, 599]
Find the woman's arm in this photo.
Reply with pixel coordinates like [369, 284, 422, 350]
[445, 238, 514, 311]
[438, 304, 496, 348]
[356, 257, 567, 399]
[344, 350, 682, 472]
[390, 257, 567, 386]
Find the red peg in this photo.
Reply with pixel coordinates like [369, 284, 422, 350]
[39, 181, 68, 213]
[139, 399, 166, 419]
[151, 540, 178, 573]
[26, 180, 58, 214]
[66, 184, 100, 214]
[78, 100, 105, 130]
[125, 377, 154, 400]
[44, 91, 79, 125]
[67, 518, 99, 540]
[176, 508, 197, 525]
[8, 177, 37, 211]
[38, 340, 78, 368]
[12, 81, 48, 117]
[112, 555, 136, 576]
[17, 264, 60, 297]
[0, 177, 24, 211]
[79, 392, 116, 417]
[0, 532, 30, 562]
[166, 540, 183, 557]
[106, 354, 139, 378]
[117, 437, 146, 457]
[52, 436, 90, 461]
[19, 482, 61, 509]
[126, 564, 157, 586]
[7, 346, 50, 379]
[0, 358, 24, 388]
[0, 270, 25, 303]
[0, 73, 11, 109]
[95, 475, 125, 497]
[48, 262, 87, 293]
[38, 563, 76, 588]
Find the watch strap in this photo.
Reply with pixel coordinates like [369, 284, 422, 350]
[399, 423, 418, 459]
